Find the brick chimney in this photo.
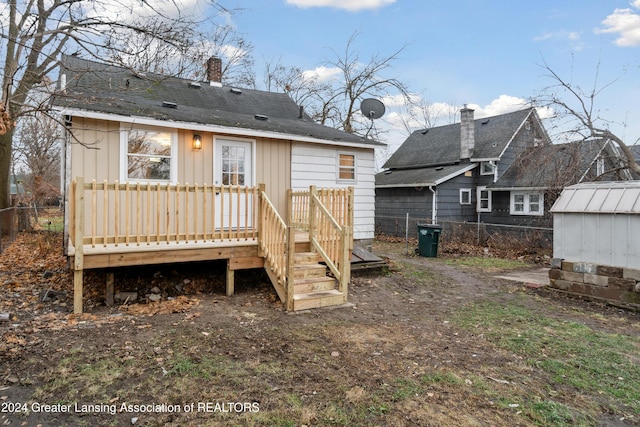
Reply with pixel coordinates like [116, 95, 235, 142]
[206, 57, 222, 87]
[460, 105, 475, 159]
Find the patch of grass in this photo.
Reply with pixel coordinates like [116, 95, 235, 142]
[445, 256, 530, 270]
[394, 260, 448, 286]
[420, 371, 463, 386]
[453, 301, 640, 423]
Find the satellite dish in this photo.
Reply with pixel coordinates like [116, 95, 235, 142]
[360, 98, 386, 120]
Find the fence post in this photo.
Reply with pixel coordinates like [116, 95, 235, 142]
[286, 225, 295, 311]
[339, 225, 351, 301]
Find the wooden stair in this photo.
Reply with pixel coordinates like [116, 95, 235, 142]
[288, 232, 347, 311]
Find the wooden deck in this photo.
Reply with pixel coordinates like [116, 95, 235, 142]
[69, 178, 354, 313]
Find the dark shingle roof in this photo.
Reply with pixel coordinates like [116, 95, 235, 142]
[53, 55, 378, 146]
[490, 139, 613, 190]
[383, 108, 535, 170]
[375, 163, 475, 187]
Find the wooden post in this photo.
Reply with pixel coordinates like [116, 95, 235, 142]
[257, 184, 266, 256]
[309, 185, 317, 248]
[226, 259, 234, 296]
[105, 272, 114, 306]
[73, 177, 85, 314]
[347, 186, 355, 251]
[339, 225, 351, 301]
[286, 226, 295, 311]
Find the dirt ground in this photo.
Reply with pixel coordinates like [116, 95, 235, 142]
[1, 232, 639, 426]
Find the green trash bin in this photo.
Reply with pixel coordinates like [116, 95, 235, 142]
[417, 224, 442, 257]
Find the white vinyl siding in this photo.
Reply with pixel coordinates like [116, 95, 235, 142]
[292, 143, 375, 241]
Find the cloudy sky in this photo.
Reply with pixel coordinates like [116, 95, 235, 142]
[222, 0, 639, 152]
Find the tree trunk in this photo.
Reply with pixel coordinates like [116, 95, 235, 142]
[0, 129, 13, 210]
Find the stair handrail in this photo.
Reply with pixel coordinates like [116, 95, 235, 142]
[308, 187, 350, 294]
[258, 190, 288, 285]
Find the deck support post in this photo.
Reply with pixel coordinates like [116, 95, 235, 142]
[73, 177, 85, 314]
[106, 272, 114, 306]
[226, 259, 234, 296]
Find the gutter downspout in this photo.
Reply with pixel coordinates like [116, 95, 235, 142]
[429, 185, 437, 224]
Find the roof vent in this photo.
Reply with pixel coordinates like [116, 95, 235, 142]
[162, 101, 178, 109]
[435, 166, 444, 171]
[481, 119, 490, 125]
[421, 129, 429, 135]
[230, 87, 242, 94]
[133, 71, 147, 79]
[384, 170, 392, 174]
[254, 114, 268, 121]
[189, 82, 201, 88]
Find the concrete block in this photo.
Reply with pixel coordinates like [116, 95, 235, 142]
[573, 262, 598, 274]
[561, 261, 575, 272]
[550, 258, 563, 270]
[623, 268, 640, 281]
[584, 274, 608, 287]
[593, 287, 622, 301]
[597, 265, 623, 278]
[621, 291, 640, 305]
[549, 269, 562, 280]
[608, 277, 636, 291]
[560, 271, 584, 283]
[550, 279, 571, 291]
[569, 283, 591, 295]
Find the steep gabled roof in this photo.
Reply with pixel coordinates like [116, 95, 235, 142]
[383, 108, 536, 170]
[53, 55, 380, 146]
[490, 139, 622, 190]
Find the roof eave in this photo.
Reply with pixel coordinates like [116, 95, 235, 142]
[55, 106, 382, 149]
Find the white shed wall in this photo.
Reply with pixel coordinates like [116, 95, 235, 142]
[291, 143, 376, 241]
[554, 213, 640, 269]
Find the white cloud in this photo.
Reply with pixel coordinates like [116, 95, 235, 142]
[596, 3, 640, 47]
[286, 0, 396, 12]
[302, 65, 342, 82]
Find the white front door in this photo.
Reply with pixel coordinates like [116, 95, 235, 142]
[214, 139, 254, 230]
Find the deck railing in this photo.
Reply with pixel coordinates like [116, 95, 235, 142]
[289, 187, 354, 240]
[70, 177, 259, 248]
[307, 187, 351, 294]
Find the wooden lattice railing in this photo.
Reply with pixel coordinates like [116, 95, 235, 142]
[70, 177, 259, 248]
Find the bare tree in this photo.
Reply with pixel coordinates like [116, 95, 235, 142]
[262, 32, 412, 137]
[0, 0, 233, 209]
[109, 23, 255, 87]
[14, 111, 62, 206]
[537, 59, 640, 174]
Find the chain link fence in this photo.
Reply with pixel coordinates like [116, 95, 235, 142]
[376, 214, 553, 250]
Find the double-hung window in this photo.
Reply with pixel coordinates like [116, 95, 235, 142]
[122, 128, 176, 183]
[338, 153, 356, 181]
[510, 192, 543, 216]
[477, 186, 491, 212]
[460, 188, 472, 205]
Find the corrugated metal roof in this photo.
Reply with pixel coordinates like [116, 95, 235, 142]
[551, 181, 640, 214]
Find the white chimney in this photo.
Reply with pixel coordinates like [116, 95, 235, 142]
[460, 105, 474, 159]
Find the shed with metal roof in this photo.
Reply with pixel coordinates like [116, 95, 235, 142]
[550, 181, 640, 269]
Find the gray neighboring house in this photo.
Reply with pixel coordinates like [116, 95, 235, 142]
[375, 106, 634, 237]
[375, 107, 551, 235]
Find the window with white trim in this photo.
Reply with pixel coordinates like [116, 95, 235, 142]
[510, 192, 543, 216]
[460, 188, 471, 205]
[122, 128, 176, 182]
[477, 186, 491, 212]
[480, 161, 494, 175]
[338, 153, 356, 181]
